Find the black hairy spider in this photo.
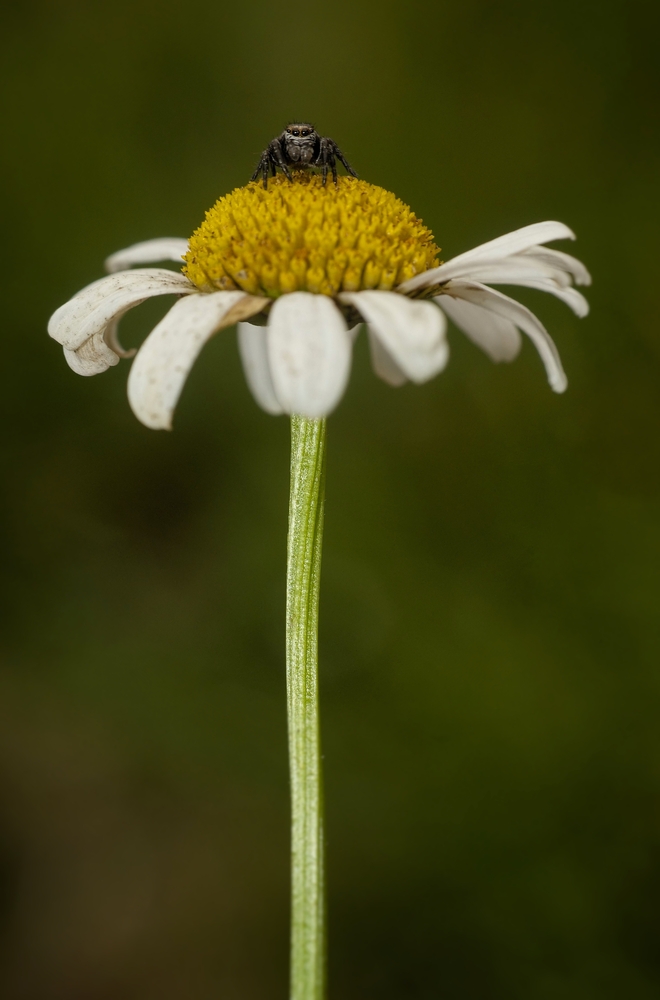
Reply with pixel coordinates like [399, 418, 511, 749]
[251, 123, 358, 189]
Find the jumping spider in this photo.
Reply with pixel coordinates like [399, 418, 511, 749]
[251, 123, 358, 189]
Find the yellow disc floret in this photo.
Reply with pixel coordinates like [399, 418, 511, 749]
[184, 173, 440, 298]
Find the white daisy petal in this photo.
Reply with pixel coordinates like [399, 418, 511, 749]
[433, 259, 590, 316]
[48, 269, 196, 351]
[237, 322, 283, 415]
[266, 293, 352, 418]
[439, 221, 576, 266]
[520, 245, 592, 286]
[427, 255, 573, 288]
[485, 278, 590, 317]
[48, 271, 195, 337]
[104, 238, 189, 274]
[63, 333, 121, 376]
[340, 290, 448, 384]
[436, 295, 522, 362]
[128, 291, 263, 430]
[398, 221, 577, 294]
[368, 329, 409, 386]
[438, 281, 567, 392]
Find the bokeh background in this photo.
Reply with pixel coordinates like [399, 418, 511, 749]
[1, 0, 659, 996]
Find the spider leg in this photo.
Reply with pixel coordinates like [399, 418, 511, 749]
[318, 138, 329, 186]
[332, 141, 358, 178]
[271, 139, 293, 182]
[318, 137, 339, 186]
[251, 149, 270, 185]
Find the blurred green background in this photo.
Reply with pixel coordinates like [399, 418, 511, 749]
[1, 0, 659, 996]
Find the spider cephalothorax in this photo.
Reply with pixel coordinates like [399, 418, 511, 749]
[251, 123, 358, 189]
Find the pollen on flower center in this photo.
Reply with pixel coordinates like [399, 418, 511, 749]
[183, 174, 440, 298]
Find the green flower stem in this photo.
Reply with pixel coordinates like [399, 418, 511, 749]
[287, 415, 327, 1000]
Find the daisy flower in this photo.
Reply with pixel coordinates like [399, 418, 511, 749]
[48, 175, 589, 428]
[47, 168, 592, 1000]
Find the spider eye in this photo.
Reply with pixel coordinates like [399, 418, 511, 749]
[301, 130, 309, 136]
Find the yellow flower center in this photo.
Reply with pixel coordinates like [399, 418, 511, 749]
[184, 173, 440, 298]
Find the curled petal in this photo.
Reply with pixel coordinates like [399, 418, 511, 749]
[520, 245, 592, 286]
[436, 295, 522, 362]
[433, 260, 590, 317]
[63, 332, 120, 376]
[493, 279, 589, 317]
[237, 322, 283, 415]
[267, 293, 352, 418]
[423, 255, 574, 288]
[105, 238, 189, 274]
[437, 221, 576, 266]
[398, 221, 577, 294]
[48, 270, 196, 351]
[128, 291, 262, 430]
[438, 281, 567, 392]
[340, 290, 448, 383]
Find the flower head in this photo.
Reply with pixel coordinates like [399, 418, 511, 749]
[48, 174, 590, 428]
[184, 175, 440, 296]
